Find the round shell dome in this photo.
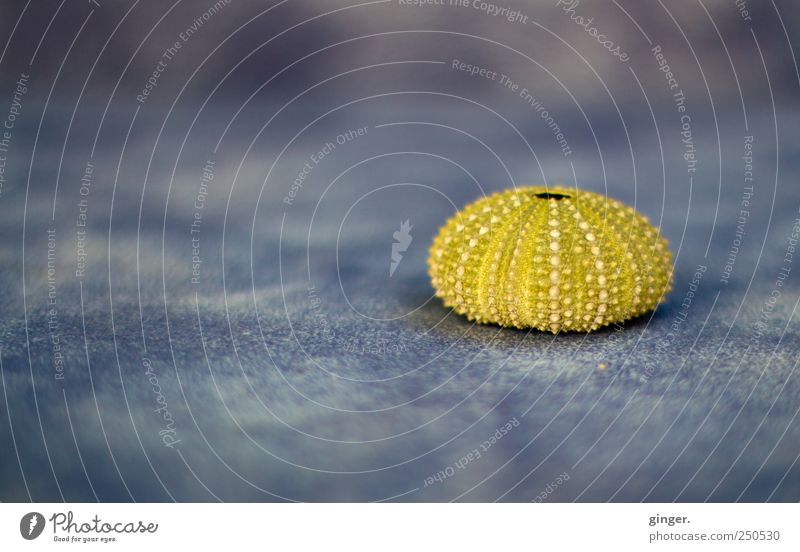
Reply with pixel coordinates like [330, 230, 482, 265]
[427, 186, 673, 333]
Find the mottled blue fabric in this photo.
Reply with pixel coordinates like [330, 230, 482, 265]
[0, 0, 799, 502]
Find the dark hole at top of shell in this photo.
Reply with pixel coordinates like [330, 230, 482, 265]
[533, 192, 571, 200]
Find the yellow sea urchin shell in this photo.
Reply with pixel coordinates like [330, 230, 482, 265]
[427, 186, 673, 333]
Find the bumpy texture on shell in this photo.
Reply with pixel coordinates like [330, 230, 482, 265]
[427, 186, 673, 333]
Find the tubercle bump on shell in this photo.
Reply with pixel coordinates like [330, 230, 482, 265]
[427, 186, 674, 333]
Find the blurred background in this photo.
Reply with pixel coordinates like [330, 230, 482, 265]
[0, 0, 799, 501]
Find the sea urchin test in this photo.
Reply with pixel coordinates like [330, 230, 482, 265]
[428, 186, 673, 333]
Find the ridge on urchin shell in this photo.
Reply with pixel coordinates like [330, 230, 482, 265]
[427, 186, 673, 333]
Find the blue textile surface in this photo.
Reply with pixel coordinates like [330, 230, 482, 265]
[0, 0, 799, 502]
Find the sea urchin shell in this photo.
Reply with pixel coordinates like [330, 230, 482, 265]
[427, 186, 673, 333]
